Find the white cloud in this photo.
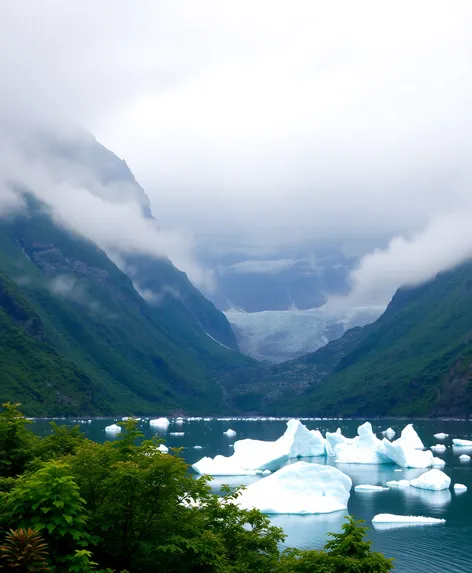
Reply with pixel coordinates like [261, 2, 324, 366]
[0, 1, 471, 301]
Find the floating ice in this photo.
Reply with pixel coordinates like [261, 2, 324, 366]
[459, 454, 471, 461]
[381, 437, 435, 468]
[454, 483, 467, 491]
[434, 433, 449, 440]
[175, 417, 184, 424]
[355, 484, 388, 492]
[192, 455, 251, 476]
[398, 424, 424, 450]
[453, 438, 472, 446]
[105, 424, 121, 434]
[223, 429, 237, 437]
[386, 479, 410, 488]
[431, 444, 447, 452]
[333, 422, 391, 464]
[236, 461, 352, 514]
[150, 417, 170, 429]
[262, 469, 271, 475]
[193, 445, 203, 449]
[372, 514, 445, 528]
[432, 457, 446, 468]
[156, 444, 168, 453]
[410, 469, 451, 491]
[169, 432, 185, 436]
[278, 419, 327, 458]
[383, 428, 395, 440]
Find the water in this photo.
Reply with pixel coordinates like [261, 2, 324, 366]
[31, 417, 472, 573]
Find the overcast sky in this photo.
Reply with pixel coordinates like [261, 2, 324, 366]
[1, 1, 472, 304]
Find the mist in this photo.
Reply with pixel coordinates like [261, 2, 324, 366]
[1, 1, 472, 302]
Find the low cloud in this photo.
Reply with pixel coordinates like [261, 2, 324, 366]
[328, 210, 472, 310]
[0, 129, 210, 290]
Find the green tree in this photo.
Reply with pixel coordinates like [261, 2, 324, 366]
[0, 403, 37, 478]
[3, 461, 92, 570]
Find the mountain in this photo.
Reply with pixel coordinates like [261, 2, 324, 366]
[0, 197, 250, 416]
[225, 261, 472, 417]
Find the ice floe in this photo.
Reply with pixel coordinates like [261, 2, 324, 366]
[223, 429, 237, 437]
[372, 514, 445, 529]
[105, 424, 121, 434]
[236, 461, 352, 514]
[386, 479, 410, 488]
[193, 445, 203, 449]
[169, 432, 185, 436]
[431, 444, 447, 452]
[410, 469, 451, 491]
[383, 427, 395, 440]
[156, 444, 168, 453]
[452, 438, 472, 446]
[459, 454, 471, 461]
[433, 433, 448, 440]
[454, 483, 467, 491]
[149, 417, 170, 429]
[355, 484, 388, 492]
[432, 457, 446, 468]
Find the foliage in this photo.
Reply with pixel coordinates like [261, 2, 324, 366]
[0, 528, 50, 572]
[0, 403, 37, 478]
[0, 406, 394, 572]
[3, 460, 92, 567]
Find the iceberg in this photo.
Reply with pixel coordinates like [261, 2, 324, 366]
[223, 429, 237, 436]
[231, 438, 289, 472]
[398, 424, 424, 449]
[432, 457, 446, 468]
[333, 422, 391, 464]
[175, 417, 184, 424]
[434, 433, 448, 440]
[236, 461, 352, 514]
[262, 469, 271, 475]
[452, 438, 472, 446]
[454, 483, 467, 492]
[150, 417, 170, 429]
[459, 454, 471, 461]
[193, 445, 203, 449]
[372, 514, 445, 528]
[169, 432, 184, 436]
[431, 444, 446, 452]
[386, 479, 410, 488]
[156, 444, 168, 453]
[410, 469, 451, 491]
[381, 437, 435, 468]
[105, 424, 121, 434]
[277, 419, 327, 457]
[192, 455, 252, 476]
[355, 484, 388, 492]
[383, 427, 395, 440]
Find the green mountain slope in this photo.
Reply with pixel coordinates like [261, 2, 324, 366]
[0, 198, 251, 416]
[226, 262, 472, 417]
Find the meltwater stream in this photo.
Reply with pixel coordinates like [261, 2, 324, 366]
[31, 417, 472, 573]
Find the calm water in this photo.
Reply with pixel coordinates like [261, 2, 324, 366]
[31, 417, 472, 573]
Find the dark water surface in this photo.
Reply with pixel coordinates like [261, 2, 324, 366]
[31, 417, 472, 573]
